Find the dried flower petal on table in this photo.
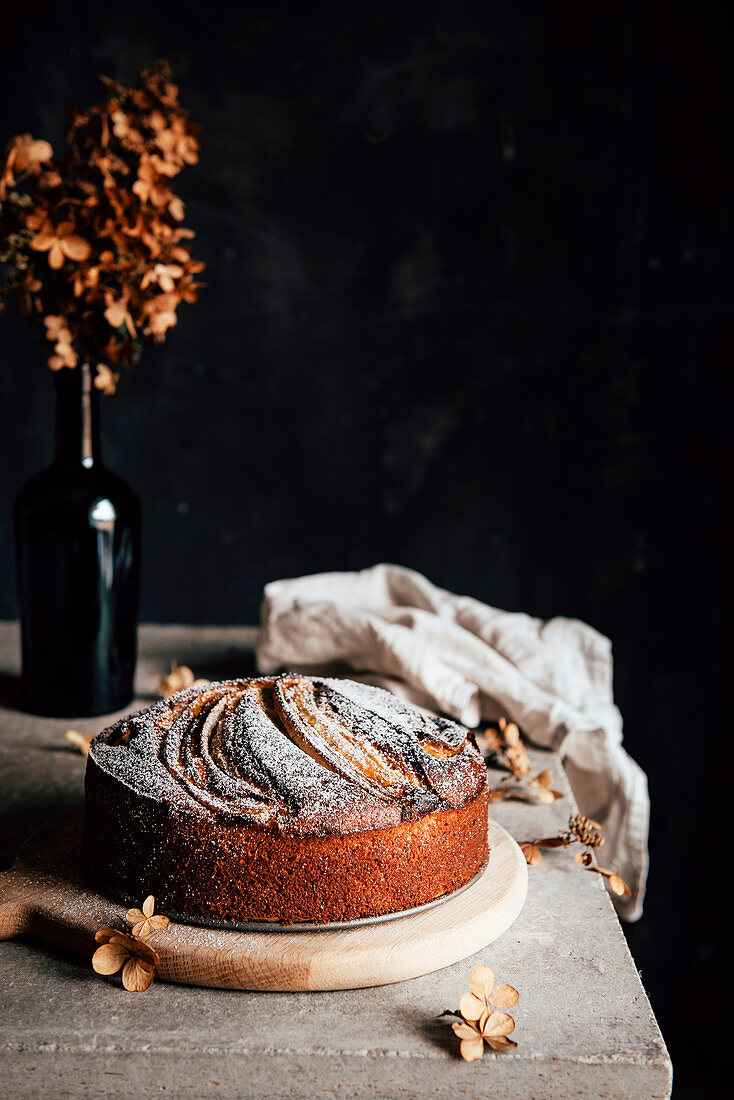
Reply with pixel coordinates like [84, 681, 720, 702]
[441, 962, 519, 1061]
[464, 963, 519, 1013]
[95, 928, 122, 944]
[608, 873, 632, 897]
[450, 1010, 518, 1060]
[92, 931, 160, 992]
[65, 729, 94, 756]
[586, 866, 633, 897]
[126, 894, 170, 937]
[519, 837, 570, 865]
[156, 660, 209, 698]
[520, 841, 542, 865]
[480, 1010, 518, 1052]
[528, 769, 564, 803]
[451, 1017, 486, 1061]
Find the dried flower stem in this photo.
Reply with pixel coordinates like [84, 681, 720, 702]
[520, 814, 632, 898]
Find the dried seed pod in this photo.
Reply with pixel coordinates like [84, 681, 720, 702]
[520, 841, 542, 865]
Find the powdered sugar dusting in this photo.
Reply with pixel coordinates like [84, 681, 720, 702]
[89, 675, 484, 836]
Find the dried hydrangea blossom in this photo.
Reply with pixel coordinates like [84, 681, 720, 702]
[441, 963, 520, 1061]
[0, 61, 203, 389]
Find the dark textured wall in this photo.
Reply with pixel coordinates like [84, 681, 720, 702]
[1, 2, 731, 1093]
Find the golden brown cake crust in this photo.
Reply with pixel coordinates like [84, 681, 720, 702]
[83, 675, 489, 924]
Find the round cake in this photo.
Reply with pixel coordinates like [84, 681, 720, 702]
[83, 674, 489, 925]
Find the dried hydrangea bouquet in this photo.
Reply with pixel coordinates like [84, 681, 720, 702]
[0, 61, 203, 717]
[0, 58, 203, 388]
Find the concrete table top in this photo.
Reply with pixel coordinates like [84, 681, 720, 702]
[0, 621, 672, 1099]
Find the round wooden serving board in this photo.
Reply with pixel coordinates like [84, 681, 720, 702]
[0, 809, 527, 991]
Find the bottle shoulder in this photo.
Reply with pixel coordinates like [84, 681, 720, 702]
[16, 463, 140, 522]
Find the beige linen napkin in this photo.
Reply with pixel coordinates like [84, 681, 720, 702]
[257, 563, 649, 920]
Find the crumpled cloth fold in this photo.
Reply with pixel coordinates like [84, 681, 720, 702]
[257, 563, 649, 920]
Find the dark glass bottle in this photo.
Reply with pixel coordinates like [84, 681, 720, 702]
[15, 364, 141, 716]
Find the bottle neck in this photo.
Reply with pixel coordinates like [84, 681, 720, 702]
[54, 364, 101, 468]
